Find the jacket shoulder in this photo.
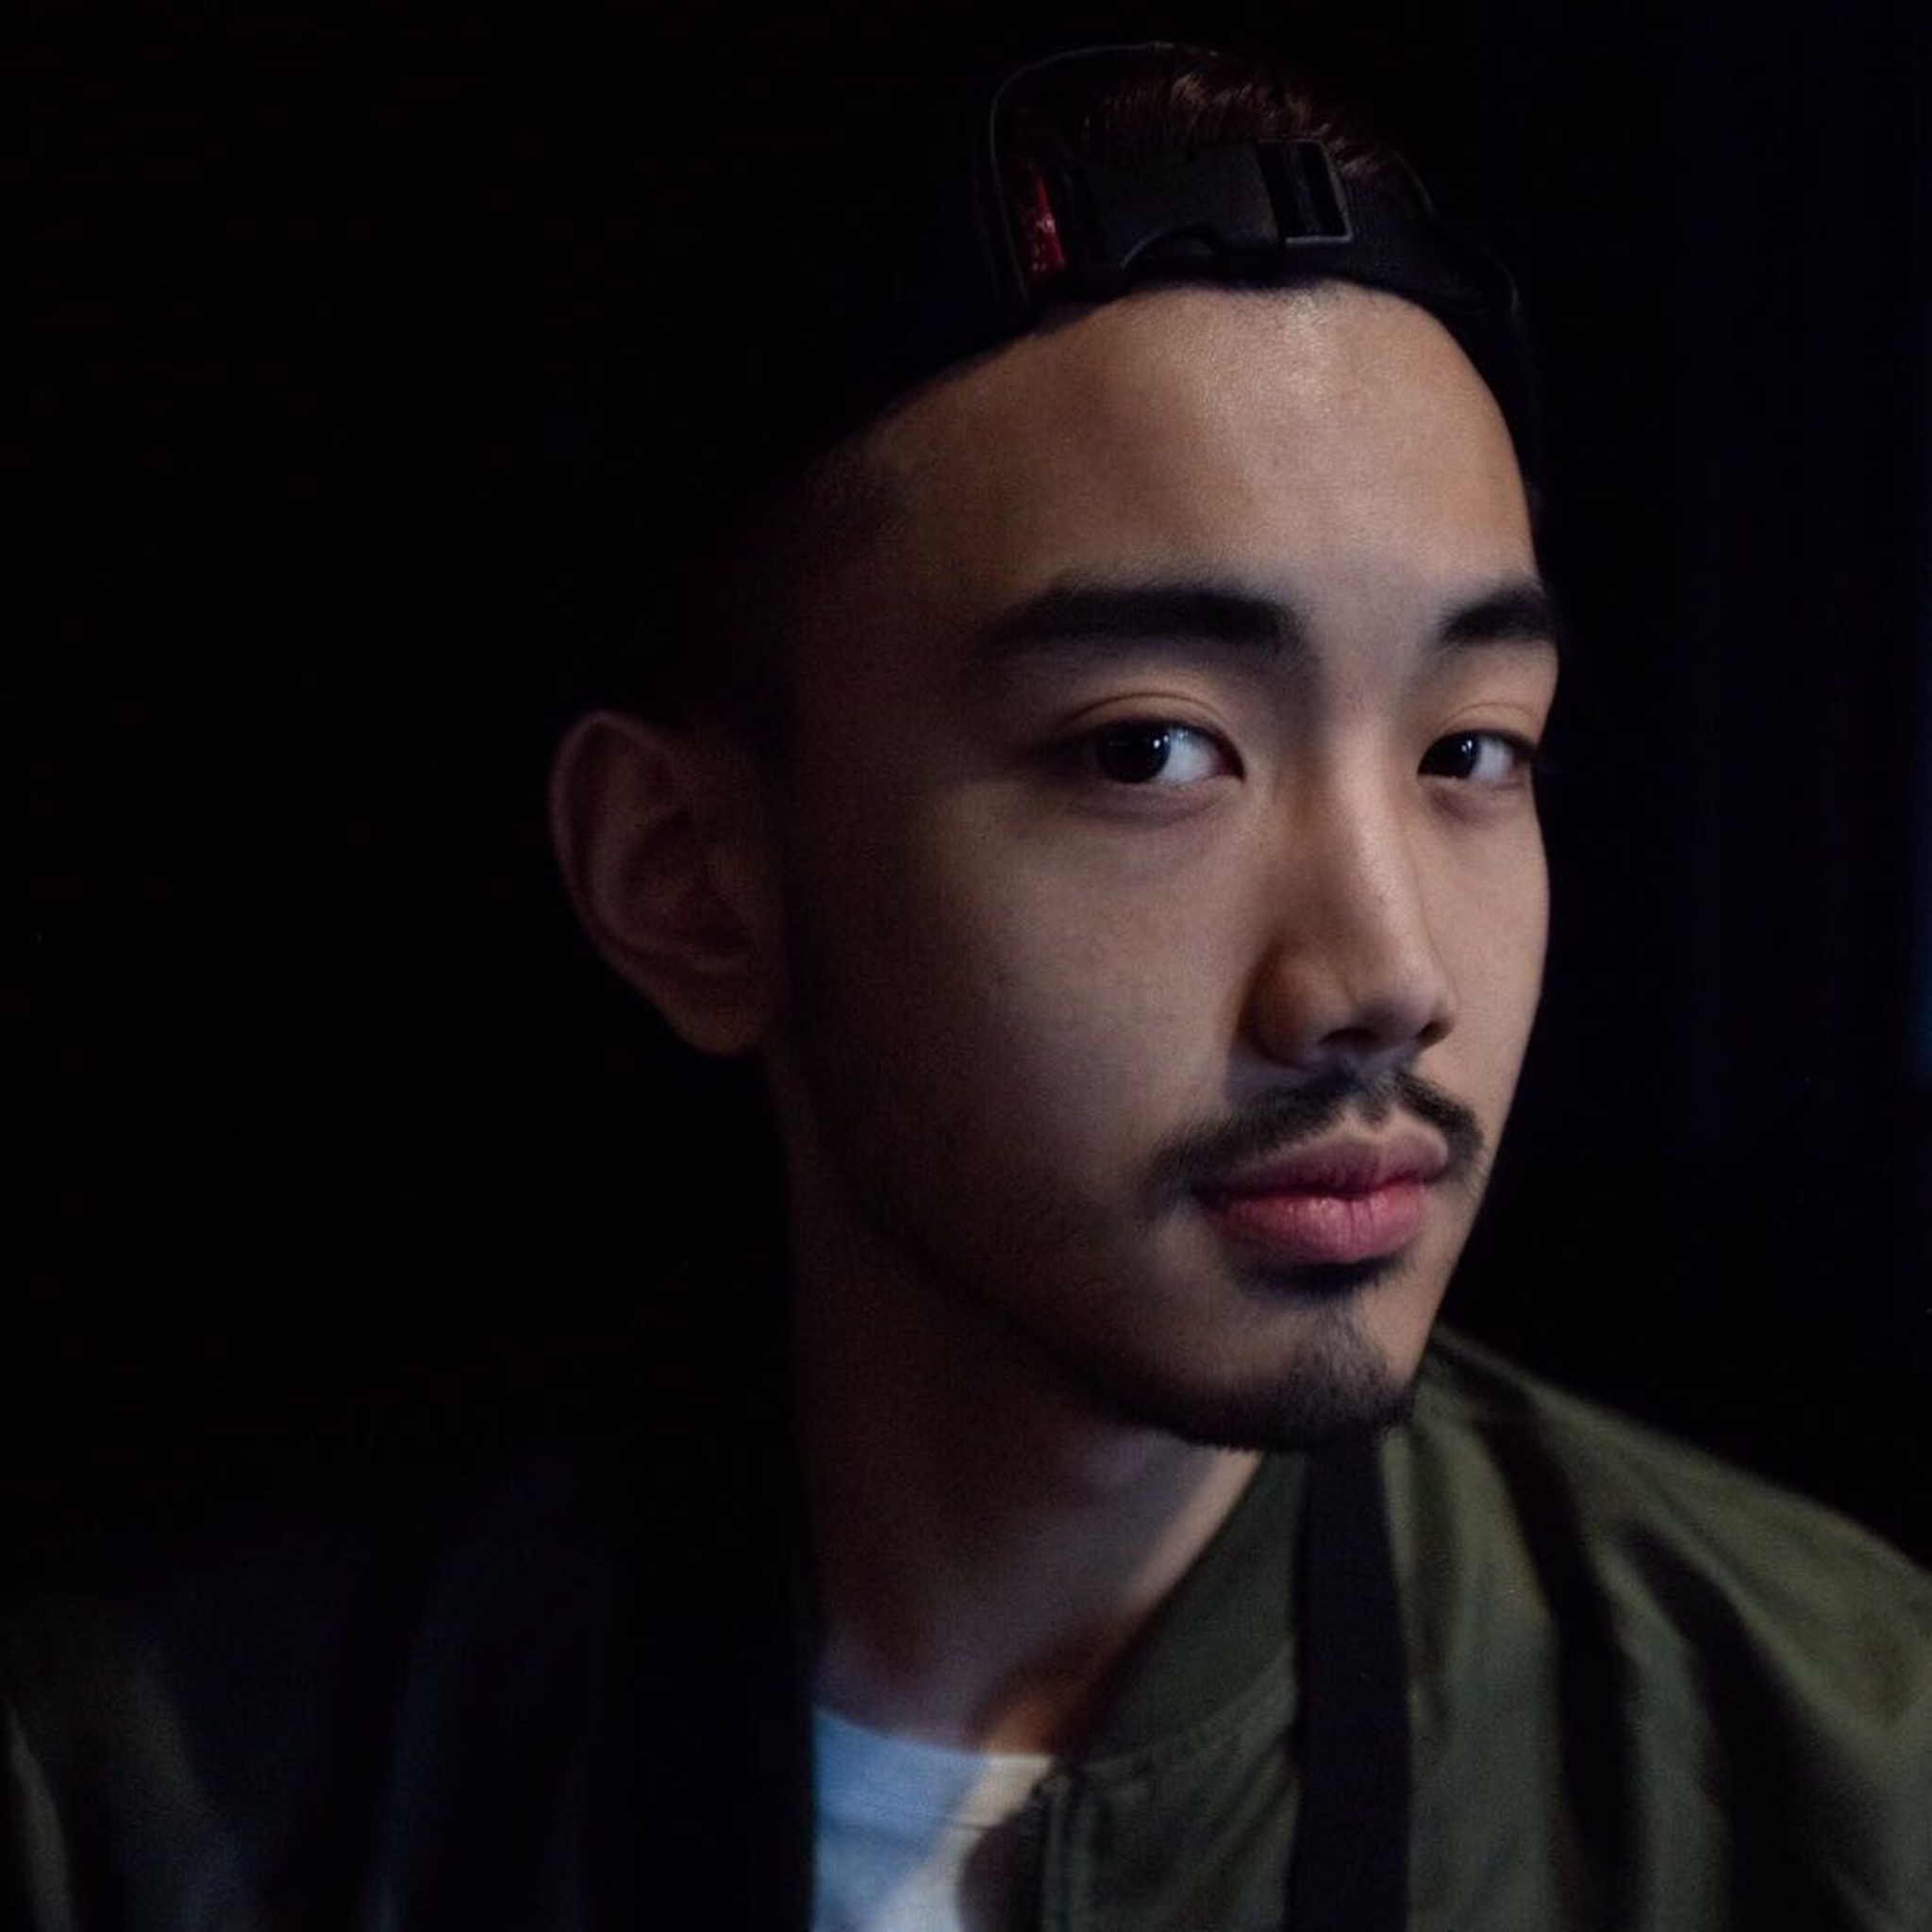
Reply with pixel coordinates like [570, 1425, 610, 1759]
[1410, 1323, 1932, 1632]
[1396, 1325, 1932, 1926]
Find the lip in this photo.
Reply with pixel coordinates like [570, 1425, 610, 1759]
[1193, 1132, 1449, 1267]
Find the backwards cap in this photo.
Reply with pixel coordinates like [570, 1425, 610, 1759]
[548, 39, 1542, 624]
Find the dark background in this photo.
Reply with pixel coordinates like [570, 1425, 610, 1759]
[17, 2, 1930, 1570]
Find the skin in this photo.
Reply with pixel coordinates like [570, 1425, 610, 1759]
[552, 281, 1559, 1752]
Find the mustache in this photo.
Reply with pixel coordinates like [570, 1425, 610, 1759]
[1144, 1066, 1488, 1208]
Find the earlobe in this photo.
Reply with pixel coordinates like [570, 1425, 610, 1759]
[548, 708, 781, 1057]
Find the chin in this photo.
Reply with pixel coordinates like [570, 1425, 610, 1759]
[1070, 1295, 1427, 1455]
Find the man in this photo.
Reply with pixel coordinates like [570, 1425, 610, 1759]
[537, 36, 1931, 1932]
[7, 34, 1928, 1932]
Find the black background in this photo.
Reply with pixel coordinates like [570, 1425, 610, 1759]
[17, 2, 1931, 1571]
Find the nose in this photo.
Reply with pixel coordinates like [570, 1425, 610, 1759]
[1241, 788, 1457, 1080]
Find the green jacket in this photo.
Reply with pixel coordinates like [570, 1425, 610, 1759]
[1024, 1327, 1932, 1930]
[6, 1328, 1928, 1928]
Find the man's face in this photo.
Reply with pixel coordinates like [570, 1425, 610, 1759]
[758, 283, 1557, 1448]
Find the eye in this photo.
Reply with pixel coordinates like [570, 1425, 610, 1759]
[1420, 729, 1541, 788]
[1084, 721, 1233, 787]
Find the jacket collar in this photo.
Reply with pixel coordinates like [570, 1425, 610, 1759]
[1078, 1450, 1307, 1761]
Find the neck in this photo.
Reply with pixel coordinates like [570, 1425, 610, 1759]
[791, 1167, 1257, 1757]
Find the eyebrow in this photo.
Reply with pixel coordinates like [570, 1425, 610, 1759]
[974, 574, 1566, 668]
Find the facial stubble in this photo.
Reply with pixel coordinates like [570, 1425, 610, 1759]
[775, 877, 1490, 1454]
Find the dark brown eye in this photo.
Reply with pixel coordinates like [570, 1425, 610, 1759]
[1087, 722, 1229, 787]
[1420, 731, 1536, 786]
[1095, 724, 1175, 783]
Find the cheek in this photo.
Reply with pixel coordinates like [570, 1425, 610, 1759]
[788, 798, 1225, 1174]
[1428, 828, 1548, 1084]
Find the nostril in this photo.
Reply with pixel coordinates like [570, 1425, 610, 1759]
[1242, 924, 1457, 1072]
[1324, 1024, 1390, 1056]
[1325, 994, 1451, 1058]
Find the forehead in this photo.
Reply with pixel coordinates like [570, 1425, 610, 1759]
[790, 281, 1537, 684]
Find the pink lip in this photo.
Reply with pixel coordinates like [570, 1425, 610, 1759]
[1194, 1133, 1447, 1267]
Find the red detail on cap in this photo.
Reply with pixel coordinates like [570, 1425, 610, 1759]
[1018, 170, 1067, 281]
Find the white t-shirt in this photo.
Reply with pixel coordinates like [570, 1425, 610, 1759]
[811, 1706, 1055, 1932]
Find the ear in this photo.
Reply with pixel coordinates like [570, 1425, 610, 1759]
[548, 708, 783, 1057]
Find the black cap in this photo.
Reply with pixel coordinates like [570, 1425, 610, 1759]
[542, 38, 1542, 660]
